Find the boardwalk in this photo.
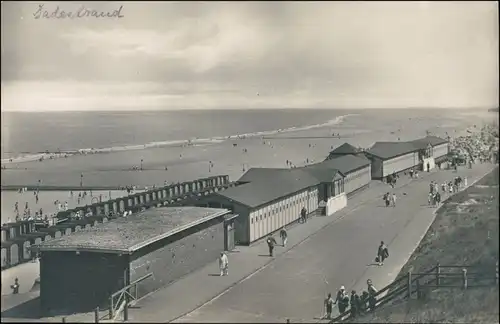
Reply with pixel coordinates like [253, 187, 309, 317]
[128, 163, 495, 323]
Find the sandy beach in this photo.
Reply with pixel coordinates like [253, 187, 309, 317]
[1, 111, 495, 224]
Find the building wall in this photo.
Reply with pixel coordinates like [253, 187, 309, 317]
[344, 165, 371, 194]
[382, 152, 419, 177]
[40, 251, 128, 315]
[248, 187, 318, 244]
[433, 143, 449, 158]
[326, 192, 347, 216]
[129, 216, 225, 299]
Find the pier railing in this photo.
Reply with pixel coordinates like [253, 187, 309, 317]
[329, 262, 499, 323]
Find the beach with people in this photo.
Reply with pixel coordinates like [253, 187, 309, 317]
[1, 109, 496, 225]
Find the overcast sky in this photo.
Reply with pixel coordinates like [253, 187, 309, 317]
[1, 1, 498, 111]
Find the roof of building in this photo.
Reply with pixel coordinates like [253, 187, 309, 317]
[300, 165, 343, 183]
[321, 154, 372, 174]
[328, 143, 360, 155]
[238, 168, 290, 183]
[408, 136, 449, 149]
[365, 142, 419, 160]
[216, 168, 320, 209]
[33, 207, 230, 254]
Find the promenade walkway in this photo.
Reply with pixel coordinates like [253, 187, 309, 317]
[128, 163, 496, 323]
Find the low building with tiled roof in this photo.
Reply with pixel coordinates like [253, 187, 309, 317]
[326, 142, 361, 159]
[364, 141, 420, 180]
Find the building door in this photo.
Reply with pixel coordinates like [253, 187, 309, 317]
[224, 220, 235, 251]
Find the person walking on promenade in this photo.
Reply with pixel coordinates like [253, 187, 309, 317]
[300, 206, 307, 223]
[11, 278, 20, 294]
[218, 252, 228, 276]
[350, 290, 361, 318]
[324, 293, 334, 319]
[383, 192, 390, 207]
[266, 235, 277, 257]
[435, 191, 441, 205]
[377, 241, 389, 266]
[367, 279, 378, 311]
[334, 286, 349, 315]
[280, 226, 288, 247]
[427, 162, 430, 172]
[391, 193, 397, 207]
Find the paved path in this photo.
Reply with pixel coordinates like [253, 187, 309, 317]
[127, 163, 496, 323]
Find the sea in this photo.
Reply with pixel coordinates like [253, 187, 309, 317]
[0, 108, 491, 160]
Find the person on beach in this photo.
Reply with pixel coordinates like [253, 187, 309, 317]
[280, 226, 288, 247]
[11, 278, 20, 294]
[300, 206, 307, 223]
[35, 194, 39, 204]
[218, 252, 229, 276]
[334, 286, 349, 315]
[14, 202, 19, 215]
[324, 293, 334, 319]
[266, 235, 277, 257]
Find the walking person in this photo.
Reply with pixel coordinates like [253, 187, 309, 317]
[376, 241, 389, 266]
[427, 162, 430, 172]
[333, 286, 349, 315]
[279, 226, 288, 247]
[218, 252, 228, 276]
[266, 235, 277, 257]
[11, 278, 20, 295]
[383, 192, 390, 207]
[324, 293, 334, 320]
[391, 193, 397, 207]
[300, 206, 307, 223]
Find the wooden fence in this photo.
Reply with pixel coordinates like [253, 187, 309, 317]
[330, 261, 499, 323]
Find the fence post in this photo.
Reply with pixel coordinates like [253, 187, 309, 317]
[124, 289, 129, 321]
[435, 263, 441, 287]
[94, 306, 99, 323]
[109, 296, 113, 320]
[407, 271, 412, 299]
[462, 268, 468, 290]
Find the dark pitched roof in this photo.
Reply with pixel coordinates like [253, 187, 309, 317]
[300, 163, 344, 183]
[33, 207, 230, 254]
[322, 154, 371, 174]
[408, 136, 448, 149]
[328, 143, 359, 155]
[238, 168, 290, 183]
[365, 142, 419, 160]
[216, 169, 319, 209]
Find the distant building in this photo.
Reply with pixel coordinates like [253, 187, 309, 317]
[326, 143, 361, 160]
[364, 142, 420, 180]
[408, 136, 449, 170]
[200, 165, 348, 245]
[33, 207, 236, 315]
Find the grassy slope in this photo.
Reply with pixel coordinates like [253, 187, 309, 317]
[355, 167, 499, 323]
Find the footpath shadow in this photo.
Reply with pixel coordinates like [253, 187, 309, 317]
[1, 296, 41, 319]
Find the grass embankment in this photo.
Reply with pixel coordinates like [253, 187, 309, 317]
[355, 167, 499, 323]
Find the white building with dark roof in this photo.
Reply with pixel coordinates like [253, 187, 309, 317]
[364, 142, 420, 180]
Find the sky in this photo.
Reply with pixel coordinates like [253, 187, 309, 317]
[1, 1, 498, 111]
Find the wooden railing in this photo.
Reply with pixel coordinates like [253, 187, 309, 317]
[108, 273, 153, 322]
[329, 261, 499, 323]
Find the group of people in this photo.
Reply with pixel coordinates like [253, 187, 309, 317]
[324, 279, 379, 320]
[382, 192, 397, 207]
